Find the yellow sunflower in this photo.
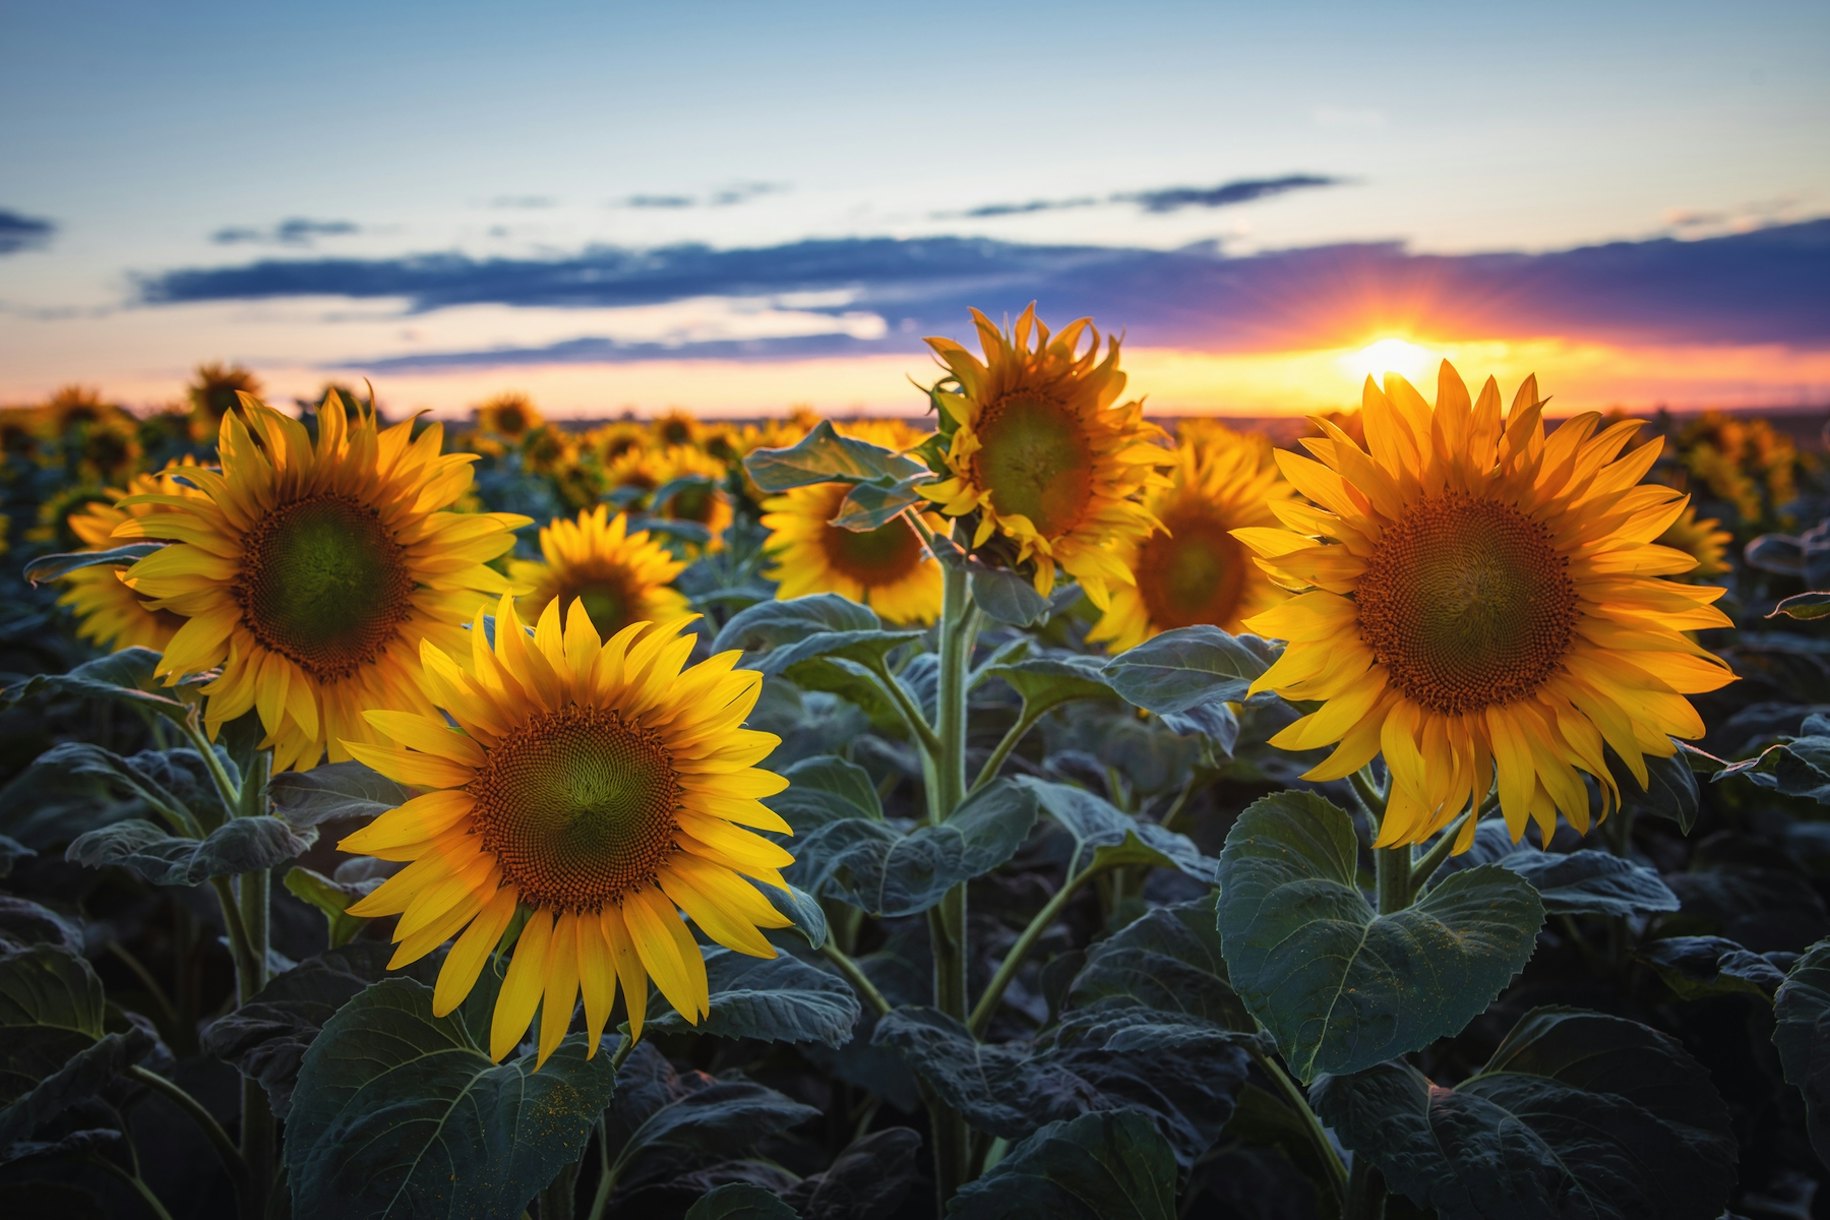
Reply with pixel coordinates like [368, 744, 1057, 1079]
[60, 460, 209, 652]
[650, 408, 703, 449]
[75, 411, 143, 484]
[510, 507, 689, 636]
[648, 445, 734, 548]
[188, 362, 262, 442]
[1658, 503, 1734, 580]
[924, 304, 1168, 606]
[761, 484, 945, 624]
[476, 392, 543, 442]
[1237, 363, 1734, 850]
[1087, 425, 1293, 652]
[340, 596, 795, 1066]
[118, 393, 529, 772]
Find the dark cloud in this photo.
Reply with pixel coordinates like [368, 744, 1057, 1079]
[136, 220, 1830, 369]
[617, 182, 784, 209]
[211, 218, 361, 247]
[0, 209, 56, 255]
[943, 175, 1345, 219]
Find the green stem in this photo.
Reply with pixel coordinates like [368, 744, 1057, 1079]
[969, 703, 1046, 796]
[1408, 806, 1477, 894]
[822, 940, 893, 1017]
[1374, 845, 1412, 916]
[866, 656, 942, 757]
[232, 750, 276, 1215]
[126, 1065, 250, 1200]
[1343, 1153, 1385, 1220]
[968, 866, 1098, 1035]
[1348, 767, 1385, 830]
[183, 718, 241, 830]
[1254, 1053, 1347, 1203]
[584, 1118, 614, 1220]
[92, 1155, 177, 1220]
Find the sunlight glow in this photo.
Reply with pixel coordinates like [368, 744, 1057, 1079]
[1344, 337, 1440, 386]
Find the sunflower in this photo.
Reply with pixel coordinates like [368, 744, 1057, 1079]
[510, 507, 689, 636]
[476, 392, 543, 442]
[1087, 425, 1292, 653]
[651, 408, 703, 449]
[762, 484, 945, 624]
[648, 445, 734, 548]
[924, 304, 1168, 607]
[1237, 364, 1734, 850]
[1, 407, 43, 462]
[59, 461, 209, 652]
[118, 393, 530, 772]
[76, 411, 143, 484]
[30, 482, 108, 548]
[1657, 503, 1734, 580]
[188, 363, 262, 441]
[339, 596, 795, 1065]
[41, 386, 118, 436]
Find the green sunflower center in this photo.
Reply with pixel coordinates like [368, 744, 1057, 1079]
[971, 393, 1094, 538]
[467, 705, 681, 911]
[820, 512, 924, 587]
[1355, 493, 1577, 715]
[1135, 508, 1248, 631]
[234, 494, 414, 682]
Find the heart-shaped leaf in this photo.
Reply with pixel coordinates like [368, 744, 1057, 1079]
[743, 420, 925, 493]
[1102, 626, 1280, 714]
[1639, 935, 1789, 1000]
[948, 1111, 1177, 1220]
[4, 648, 197, 727]
[1773, 937, 1830, 1168]
[1492, 849, 1679, 918]
[643, 949, 860, 1047]
[67, 816, 315, 886]
[1215, 790, 1543, 1080]
[712, 595, 922, 678]
[269, 760, 411, 827]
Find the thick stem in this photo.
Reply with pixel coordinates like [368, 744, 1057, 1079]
[968, 703, 1044, 797]
[1374, 845, 1412, 916]
[1254, 1053, 1347, 1204]
[968, 866, 1096, 1035]
[866, 656, 941, 757]
[233, 752, 276, 1215]
[1343, 1153, 1386, 1220]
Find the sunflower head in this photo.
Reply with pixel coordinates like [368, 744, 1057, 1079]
[761, 482, 945, 625]
[42, 386, 118, 435]
[521, 426, 577, 476]
[31, 482, 109, 548]
[476, 392, 543, 442]
[648, 445, 734, 550]
[1087, 424, 1292, 653]
[76, 411, 142, 483]
[509, 507, 690, 637]
[924, 304, 1168, 607]
[651, 409, 702, 449]
[188, 363, 262, 440]
[339, 596, 794, 1067]
[59, 460, 209, 652]
[119, 393, 529, 771]
[1658, 503, 1734, 580]
[1238, 362, 1734, 850]
[1, 407, 44, 461]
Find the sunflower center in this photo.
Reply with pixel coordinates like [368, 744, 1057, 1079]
[496, 406, 527, 435]
[971, 393, 1094, 538]
[820, 513, 924, 587]
[467, 704, 681, 912]
[1135, 509, 1248, 630]
[555, 567, 639, 635]
[234, 495, 414, 682]
[662, 480, 718, 524]
[1355, 493, 1577, 715]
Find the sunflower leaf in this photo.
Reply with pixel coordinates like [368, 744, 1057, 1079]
[967, 564, 1052, 627]
[743, 421, 925, 493]
[1771, 590, 1830, 621]
[1713, 713, 1830, 804]
[269, 760, 411, 828]
[1016, 778, 1214, 883]
[1102, 626, 1281, 713]
[1312, 1006, 1738, 1220]
[644, 949, 860, 1047]
[948, 1111, 1178, 1220]
[67, 816, 315, 886]
[832, 474, 930, 531]
[1773, 937, 1830, 1168]
[286, 976, 617, 1220]
[21, 741, 232, 832]
[712, 595, 922, 678]
[21, 543, 166, 585]
[980, 654, 1118, 714]
[1214, 790, 1543, 1080]
[2, 647, 198, 727]
[1638, 935, 1789, 1000]
[686, 1184, 802, 1220]
[1492, 848, 1680, 918]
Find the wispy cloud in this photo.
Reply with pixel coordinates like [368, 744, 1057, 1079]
[943, 175, 1347, 219]
[135, 220, 1830, 369]
[0, 209, 57, 255]
[210, 217, 361, 247]
[486, 195, 557, 209]
[617, 181, 785, 209]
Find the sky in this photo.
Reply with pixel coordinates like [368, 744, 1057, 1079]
[2, 0, 1827, 419]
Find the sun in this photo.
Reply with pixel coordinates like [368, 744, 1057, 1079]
[1345, 337, 1437, 385]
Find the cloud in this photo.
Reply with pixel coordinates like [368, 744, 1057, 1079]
[617, 181, 784, 209]
[0, 209, 56, 255]
[942, 175, 1346, 219]
[211, 217, 361, 247]
[487, 196, 556, 209]
[136, 219, 1830, 368]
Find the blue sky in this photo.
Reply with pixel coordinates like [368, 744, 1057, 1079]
[2, 0, 1826, 415]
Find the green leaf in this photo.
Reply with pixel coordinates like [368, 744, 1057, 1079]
[67, 816, 315, 886]
[1494, 849, 1679, 917]
[286, 976, 618, 1220]
[762, 881, 828, 951]
[1639, 935, 1788, 1000]
[1062, 899, 1253, 1036]
[269, 760, 410, 827]
[282, 866, 368, 948]
[712, 595, 921, 679]
[1016, 778, 1215, 883]
[0, 945, 154, 1147]
[1773, 937, 1830, 1167]
[1771, 590, 1830, 621]
[686, 1184, 801, 1220]
[832, 475, 929, 531]
[1626, 747, 1700, 833]
[1312, 1006, 1738, 1220]
[948, 1111, 1177, 1220]
[789, 779, 1038, 916]
[202, 942, 432, 1118]
[784, 1128, 921, 1220]
[1214, 791, 1543, 1080]
[3, 648, 197, 726]
[979, 654, 1117, 713]
[0, 896, 84, 955]
[1713, 713, 1830, 804]
[22, 741, 231, 832]
[604, 1044, 820, 1193]
[968, 564, 1051, 628]
[774, 755, 881, 830]
[22, 543, 164, 585]
[743, 421, 924, 493]
[644, 949, 860, 1047]
[1102, 626, 1280, 714]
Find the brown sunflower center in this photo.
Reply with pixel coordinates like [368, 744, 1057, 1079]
[1355, 493, 1577, 715]
[1135, 508, 1248, 631]
[661, 479, 719, 524]
[233, 494, 414, 682]
[467, 704, 681, 911]
[494, 405, 528, 435]
[819, 508, 924, 587]
[971, 393, 1094, 538]
[553, 566, 641, 636]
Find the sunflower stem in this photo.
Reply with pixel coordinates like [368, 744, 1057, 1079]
[865, 656, 941, 757]
[969, 863, 1097, 1035]
[233, 751, 277, 1215]
[1374, 846, 1412, 915]
[821, 940, 893, 1017]
[1253, 1051, 1348, 1204]
[91, 1154, 177, 1220]
[126, 1065, 250, 1202]
[1408, 805, 1478, 893]
[1343, 1152, 1387, 1220]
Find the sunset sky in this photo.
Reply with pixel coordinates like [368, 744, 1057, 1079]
[2, 0, 1827, 418]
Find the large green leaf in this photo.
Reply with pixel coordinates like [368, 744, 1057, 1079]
[286, 976, 618, 1220]
[67, 815, 315, 886]
[1639, 935, 1788, 1000]
[1713, 713, 1830, 804]
[978, 653, 1117, 712]
[22, 542, 165, 584]
[21, 742, 232, 832]
[743, 420, 925, 493]
[1215, 791, 1543, 1080]
[832, 474, 930, 531]
[967, 563, 1051, 628]
[948, 1111, 1177, 1220]
[1773, 937, 1830, 1167]
[1062, 899, 1253, 1036]
[1102, 626, 1280, 714]
[773, 755, 881, 831]
[644, 949, 860, 1047]
[0, 945, 153, 1147]
[788, 779, 1037, 916]
[269, 760, 411, 827]
[1016, 778, 1215, 883]
[711, 595, 922, 679]
[1313, 1007, 1737, 1220]
[2, 648, 198, 727]
[686, 1184, 801, 1219]
[1493, 849, 1679, 918]
[783, 1128, 922, 1220]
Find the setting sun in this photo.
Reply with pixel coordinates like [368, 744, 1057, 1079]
[1344, 337, 1440, 385]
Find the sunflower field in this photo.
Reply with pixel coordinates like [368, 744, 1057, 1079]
[1, 309, 1828, 1220]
